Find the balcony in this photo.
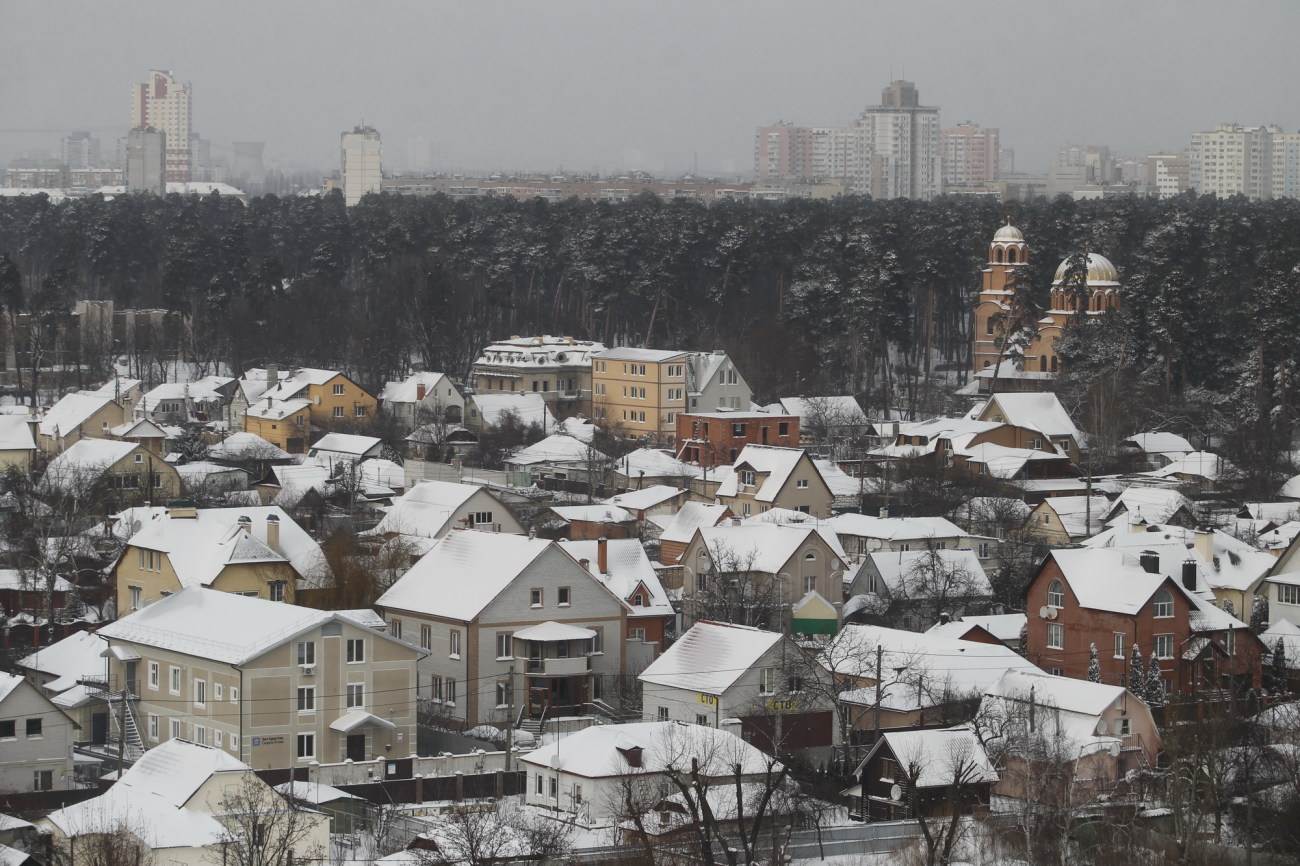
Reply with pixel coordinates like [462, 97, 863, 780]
[522, 655, 591, 677]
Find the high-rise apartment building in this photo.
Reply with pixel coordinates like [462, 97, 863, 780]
[1146, 154, 1189, 199]
[1272, 132, 1300, 200]
[753, 122, 812, 183]
[125, 127, 166, 195]
[852, 80, 941, 200]
[940, 121, 1000, 190]
[1057, 144, 1115, 184]
[61, 132, 100, 171]
[341, 126, 382, 206]
[131, 70, 192, 183]
[1189, 124, 1280, 200]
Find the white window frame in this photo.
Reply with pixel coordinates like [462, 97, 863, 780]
[297, 733, 315, 761]
[297, 686, 316, 714]
[1152, 590, 1173, 618]
[193, 679, 206, 708]
[169, 666, 181, 696]
[297, 641, 316, 666]
[1154, 634, 1174, 660]
[1046, 580, 1065, 609]
[347, 683, 364, 709]
[1113, 633, 1126, 659]
[1046, 623, 1064, 650]
[148, 661, 159, 690]
[347, 638, 365, 663]
[148, 713, 159, 741]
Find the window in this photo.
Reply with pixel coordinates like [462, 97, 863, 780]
[536, 774, 544, 795]
[1046, 623, 1064, 650]
[269, 581, 286, 602]
[778, 422, 790, 437]
[449, 631, 461, 657]
[355, 405, 367, 417]
[33, 770, 52, 791]
[1047, 580, 1064, 608]
[446, 678, 457, 704]
[632, 593, 645, 607]
[496, 681, 509, 707]
[1279, 584, 1300, 605]
[497, 632, 513, 659]
[129, 586, 142, 610]
[420, 625, 432, 650]
[740, 470, 756, 486]
[297, 687, 316, 713]
[550, 777, 558, 798]
[558, 587, 571, 606]
[170, 666, 181, 695]
[431, 676, 443, 701]
[230, 687, 239, 704]
[1113, 633, 1126, 659]
[148, 662, 159, 690]
[657, 706, 669, 721]
[347, 638, 365, 663]
[193, 725, 206, 745]
[297, 733, 315, 760]
[230, 733, 239, 751]
[0, 721, 14, 739]
[1152, 589, 1173, 618]
[1049, 668, 1063, 677]
[978, 542, 991, 559]
[25, 718, 41, 738]
[389, 619, 402, 639]
[530, 588, 543, 607]
[347, 683, 364, 708]
[134, 453, 143, 464]
[759, 667, 776, 695]
[696, 714, 709, 726]
[629, 627, 646, 641]
[214, 683, 223, 702]
[148, 714, 158, 741]
[333, 406, 344, 418]
[194, 679, 206, 708]
[797, 479, 809, 489]
[1154, 634, 1173, 659]
[1043, 513, 1051, 524]
[804, 575, 816, 593]
[470, 511, 493, 527]
[297, 641, 316, 666]
[1119, 718, 1132, 736]
[574, 784, 583, 804]
[152, 472, 163, 488]
[214, 730, 223, 748]
[732, 423, 746, 437]
[333, 383, 345, 396]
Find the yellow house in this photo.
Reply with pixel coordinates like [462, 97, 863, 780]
[36, 392, 125, 454]
[41, 438, 182, 508]
[0, 415, 36, 472]
[592, 348, 689, 439]
[714, 444, 834, 518]
[114, 502, 331, 615]
[239, 367, 378, 453]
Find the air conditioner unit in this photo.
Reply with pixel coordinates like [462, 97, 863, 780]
[300, 664, 315, 676]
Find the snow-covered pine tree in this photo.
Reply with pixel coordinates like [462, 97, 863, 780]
[1221, 597, 1235, 617]
[1272, 637, 1289, 696]
[1251, 595, 1269, 634]
[1128, 643, 1146, 699]
[1146, 651, 1164, 706]
[1087, 642, 1101, 683]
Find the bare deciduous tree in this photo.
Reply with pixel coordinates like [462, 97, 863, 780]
[209, 773, 328, 866]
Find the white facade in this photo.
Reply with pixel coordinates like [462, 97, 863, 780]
[131, 70, 192, 183]
[1189, 124, 1281, 200]
[342, 126, 382, 206]
[852, 81, 941, 200]
[0, 674, 78, 793]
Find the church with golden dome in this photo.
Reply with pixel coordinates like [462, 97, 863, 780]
[972, 222, 1120, 391]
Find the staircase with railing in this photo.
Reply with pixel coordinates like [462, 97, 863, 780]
[105, 689, 146, 763]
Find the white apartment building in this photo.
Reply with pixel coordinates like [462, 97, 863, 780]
[1189, 124, 1280, 200]
[342, 126, 383, 206]
[852, 80, 941, 200]
[940, 121, 1000, 190]
[1147, 153, 1190, 199]
[131, 70, 192, 183]
[1272, 131, 1300, 200]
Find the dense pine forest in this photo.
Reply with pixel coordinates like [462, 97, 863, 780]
[1, 189, 1299, 483]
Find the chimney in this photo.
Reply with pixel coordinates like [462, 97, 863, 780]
[266, 513, 280, 552]
[1139, 551, 1160, 574]
[1181, 560, 1197, 591]
[879, 505, 890, 519]
[167, 499, 197, 520]
[618, 745, 644, 768]
[416, 383, 427, 402]
[597, 537, 609, 574]
[938, 611, 952, 625]
[1192, 529, 1215, 564]
[237, 515, 252, 536]
[579, 558, 590, 571]
[266, 364, 278, 388]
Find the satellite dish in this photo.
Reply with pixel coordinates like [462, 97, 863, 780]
[1046, 608, 1058, 621]
[1096, 720, 1108, 736]
[1039, 605, 1051, 619]
[890, 784, 903, 802]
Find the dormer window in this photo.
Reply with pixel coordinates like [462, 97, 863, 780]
[1047, 579, 1064, 609]
[740, 470, 756, 486]
[1152, 589, 1173, 618]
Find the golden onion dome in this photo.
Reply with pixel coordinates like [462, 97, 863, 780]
[992, 223, 1024, 243]
[1053, 252, 1119, 285]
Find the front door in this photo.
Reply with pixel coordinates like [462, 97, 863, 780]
[347, 734, 366, 762]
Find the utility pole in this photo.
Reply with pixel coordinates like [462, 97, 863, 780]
[873, 644, 883, 743]
[505, 664, 515, 773]
[116, 677, 127, 776]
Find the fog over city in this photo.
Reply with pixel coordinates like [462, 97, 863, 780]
[2, 0, 1298, 176]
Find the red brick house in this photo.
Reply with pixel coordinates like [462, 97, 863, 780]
[676, 412, 799, 468]
[1025, 548, 1262, 697]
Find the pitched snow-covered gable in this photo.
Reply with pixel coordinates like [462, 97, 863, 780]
[715, 444, 809, 502]
[38, 393, 118, 438]
[639, 621, 784, 696]
[976, 392, 1080, 442]
[659, 502, 730, 547]
[369, 480, 503, 538]
[507, 433, 601, 467]
[471, 393, 556, 431]
[40, 438, 138, 492]
[862, 728, 998, 788]
[692, 523, 845, 575]
[559, 538, 675, 617]
[521, 720, 776, 779]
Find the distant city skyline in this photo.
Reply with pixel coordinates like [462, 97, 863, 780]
[1, 1, 1298, 179]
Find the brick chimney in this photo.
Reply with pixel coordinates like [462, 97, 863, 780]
[266, 513, 280, 552]
[237, 515, 252, 536]
[597, 537, 608, 574]
[416, 382, 427, 402]
[266, 364, 278, 389]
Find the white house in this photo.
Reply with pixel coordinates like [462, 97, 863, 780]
[381, 372, 465, 432]
[0, 672, 79, 792]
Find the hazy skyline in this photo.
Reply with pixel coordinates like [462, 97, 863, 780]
[3, 0, 1298, 178]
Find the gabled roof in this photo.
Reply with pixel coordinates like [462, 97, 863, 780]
[550, 505, 635, 524]
[814, 459, 864, 497]
[245, 397, 311, 421]
[926, 613, 1027, 644]
[84, 377, 142, 399]
[976, 392, 1080, 441]
[18, 630, 106, 691]
[380, 372, 455, 405]
[309, 432, 383, 458]
[692, 523, 845, 574]
[41, 438, 139, 493]
[981, 668, 1148, 758]
[139, 377, 235, 412]
[520, 721, 777, 779]
[0, 417, 34, 452]
[604, 485, 686, 512]
[715, 445, 810, 502]
[558, 538, 675, 617]
[595, 347, 687, 363]
[38, 393, 118, 437]
[1122, 431, 1195, 457]
[861, 728, 998, 788]
[773, 396, 868, 425]
[254, 367, 347, 402]
[109, 418, 169, 439]
[864, 548, 991, 598]
[471, 393, 556, 431]
[659, 502, 730, 546]
[827, 513, 967, 542]
[369, 480, 492, 538]
[1104, 487, 1196, 525]
[376, 530, 560, 621]
[1085, 523, 1273, 593]
[617, 448, 703, 479]
[639, 621, 785, 695]
[507, 433, 601, 466]
[1260, 620, 1300, 666]
[206, 432, 291, 461]
[1040, 495, 1110, 539]
[1146, 451, 1233, 482]
[123, 505, 328, 588]
[99, 587, 415, 666]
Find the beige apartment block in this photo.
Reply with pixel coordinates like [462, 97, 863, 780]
[592, 348, 688, 439]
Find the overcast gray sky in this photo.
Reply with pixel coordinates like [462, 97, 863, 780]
[2, 0, 1297, 178]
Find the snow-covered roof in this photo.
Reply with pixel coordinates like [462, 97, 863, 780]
[128, 505, 328, 587]
[1085, 523, 1273, 593]
[1261, 521, 1300, 551]
[560, 416, 596, 442]
[1123, 432, 1195, 457]
[507, 433, 601, 467]
[604, 485, 686, 512]
[471, 393, 556, 431]
[100, 587, 400, 665]
[773, 396, 868, 425]
[18, 630, 105, 690]
[926, 613, 1027, 643]
[981, 668, 1145, 759]
[1241, 502, 1300, 523]
[0, 417, 34, 452]
[693, 523, 846, 575]
[139, 377, 234, 413]
[617, 447, 704, 479]
[715, 445, 808, 502]
[976, 392, 1080, 441]
[41, 738, 247, 849]
[369, 480, 492, 539]
[512, 621, 597, 641]
[639, 621, 784, 695]
[206, 431, 291, 461]
[376, 530, 555, 621]
[275, 780, 362, 804]
[595, 347, 687, 363]
[550, 505, 635, 524]
[828, 513, 967, 542]
[41, 438, 139, 493]
[38, 392, 117, 437]
[1146, 451, 1233, 483]
[828, 624, 1038, 710]
[864, 548, 991, 599]
[380, 372, 455, 405]
[308, 432, 383, 459]
[1040, 495, 1110, 539]
[1104, 487, 1195, 525]
[865, 728, 998, 788]
[475, 336, 606, 367]
[248, 367, 344, 403]
[813, 459, 864, 498]
[264, 463, 332, 509]
[659, 502, 731, 547]
[558, 538, 675, 618]
[245, 396, 311, 421]
[360, 458, 404, 491]
[962, 441, 1072, 479]
[520, 720, 777, 779]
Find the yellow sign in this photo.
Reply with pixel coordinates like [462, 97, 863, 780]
[698, 693, 718, 706]
[766, 698, 799, 712]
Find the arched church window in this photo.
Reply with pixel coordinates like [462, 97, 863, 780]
[994, 248, 1004, 263]
[1051, 356, 1059, 373]
[1007, 247, 1018, 264]
[1040, 356, 1048, 372]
